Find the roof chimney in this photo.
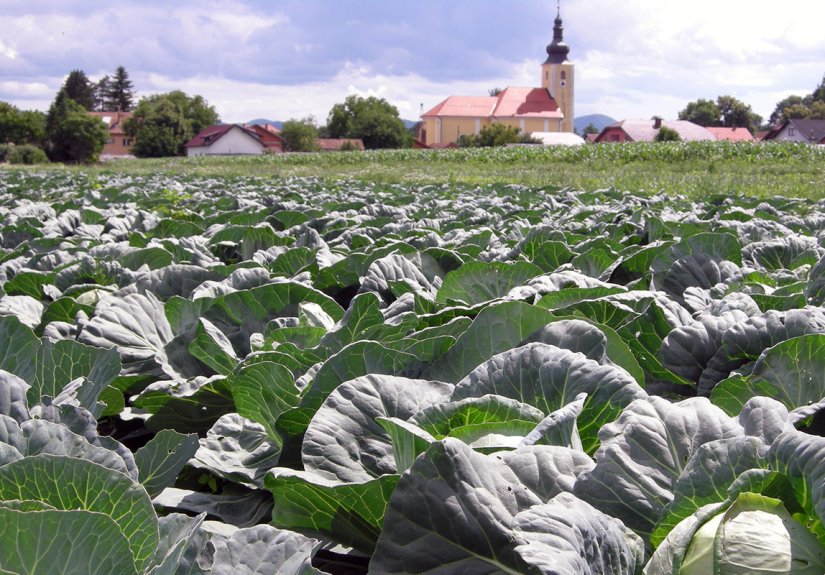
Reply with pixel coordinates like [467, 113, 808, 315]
[653, 117, 663, 130]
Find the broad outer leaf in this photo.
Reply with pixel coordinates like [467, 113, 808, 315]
[769, 430, 825, 531]
[153, 487, 273, 529]
[574, 396, 745, 541]
[0, 507, 139, 575]
[232, 361, 300, 442]
[147, 513, 206, 575]
[0, 315, 41, 384]
[192, 413, 282, 488]
[451, 343, 647, 454]
[698, 307, 825, 395]
[0, 370, 30, 422]
[369, 438, 543, 574]
[78, 292, 175, 378]
[0, 454, 159, 572]
[211, 524, 324, 575]
[302, 374, 453, 482]
[711, 334, 825, 415]
[266, 469, 399, 554]
[31, 338, 121, 409]
[435, 260, 543, 306]
[498, 445, 595, 502]
[19, 418, 134, 478]
[423, 301, 555, 383]
[512, 493, 645, 575]
[135, 429, 199, 498]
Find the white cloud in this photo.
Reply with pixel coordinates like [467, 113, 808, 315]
[0, 40, 18, 60]
[2, 0, 824, 125]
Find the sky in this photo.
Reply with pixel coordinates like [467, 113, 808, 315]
[1, 0, 824, 125]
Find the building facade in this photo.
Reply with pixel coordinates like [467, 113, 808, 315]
[419, 5, 574, 147]
[87, 111, 133, 157]
[184, 124, 265, 156]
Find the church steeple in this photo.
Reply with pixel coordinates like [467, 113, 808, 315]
[545, 1, 570, 64]
[541, 1, 574, 133]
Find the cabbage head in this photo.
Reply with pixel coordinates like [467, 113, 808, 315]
[647, 492, 825, 575]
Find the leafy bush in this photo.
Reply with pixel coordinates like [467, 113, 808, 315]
[5, 144, 49, 165]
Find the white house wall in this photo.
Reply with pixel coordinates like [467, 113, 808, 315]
[187, 127, 264, 156]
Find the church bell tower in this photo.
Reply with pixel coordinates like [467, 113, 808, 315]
[541, 2, 574, 133]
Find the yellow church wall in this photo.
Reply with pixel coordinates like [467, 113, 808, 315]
[422, 116, 564, 146]
[422, 116, 490, 146]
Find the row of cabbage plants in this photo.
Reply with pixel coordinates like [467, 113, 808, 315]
[2, 170, 825, 573]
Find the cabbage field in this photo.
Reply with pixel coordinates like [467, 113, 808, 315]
[3, 167, 825, 573]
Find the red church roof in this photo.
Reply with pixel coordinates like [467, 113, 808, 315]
[422, 87, 563, 121]
[492, 87, 561, 119]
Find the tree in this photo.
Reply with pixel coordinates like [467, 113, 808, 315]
[678, 95, 760, 133]
[62, 69, 96, 110]
[44, 91, 107, 163]
[93, 75, 112, 111]
[0, 102, 46, 145]
[769, 95, 805, 126]
[108, 66, 135, 111]
[326, 95, 411, 149]
[125, 91, 219, 157]
[781, 101, 825, 121]
[489, 87, 503, 97]
[768, 74, 825, 125]
[716, 95, 761, 133]
[654, 126, 681, 142]
[582, 123, 600, 136]
[456, 123, 538, 147]
[280, 117, 319, 152]
[678, 98, 721, 127]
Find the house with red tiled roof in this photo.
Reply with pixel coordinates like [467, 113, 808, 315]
[246, 123, 284, 153]
[418, 5, 574, 147]
[87, 111, 133, 157]
[594, 118, 714, 143]
[705, 126, 754, 142]
[183, 124, 265, 156]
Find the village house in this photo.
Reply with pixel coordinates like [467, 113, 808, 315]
[594, 118, 714, 143]
[316, 138, 365, 151]
[245, 123, 285, 153]
[87, 111, 133, 157]
[418, 5, 574, 147]
[763, 118, 825, 144]
[183, 124, 266, 156]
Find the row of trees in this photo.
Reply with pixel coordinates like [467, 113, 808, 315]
[678, 75, 825, 134]
[0, 66, 138, 163]
[62, 67, 135, 112]
[279, 95, 413, 152]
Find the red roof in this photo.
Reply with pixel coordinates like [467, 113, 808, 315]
[705, 127, 754, 142]
[87, 111, 133, 135]
[422, 95, 498, 118]
[316, 138, 365, 151]
[246, 124, 284, 149]
[492, 87, 561, 119]
[422, 87, 562, 120]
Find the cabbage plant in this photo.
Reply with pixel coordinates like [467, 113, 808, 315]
[647, 492, 825, 574]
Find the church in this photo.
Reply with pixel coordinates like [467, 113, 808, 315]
[418, 4, 574, 147]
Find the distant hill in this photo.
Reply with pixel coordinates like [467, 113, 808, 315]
[574, 114, 615, 135]
[246, 119, 283, 129]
